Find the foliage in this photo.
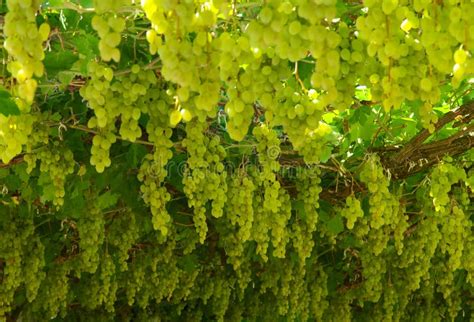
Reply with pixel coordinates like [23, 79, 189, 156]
[0, 0, 473, 321]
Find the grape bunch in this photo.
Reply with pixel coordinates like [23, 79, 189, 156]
[31, 143, 75, 207]
[182, 121, 228, 243]
[108, 210, 139, 271]
[92, 14, 125, 62]
[429, 160, 467, 214]
[4, 0, 50, 106]
[360, 155, 397, 229]
[142, 0, 223, 122]
[340, 195, 364, 230]
[81, 62, 158, 172]
[78, 201, 105, 273]
[0, 113, 36, 163]
[226, 172, 255, 242]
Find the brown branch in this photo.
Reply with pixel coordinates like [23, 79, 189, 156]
[394, 101, 474, 165]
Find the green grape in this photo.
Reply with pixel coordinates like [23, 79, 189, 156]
[4, 0, 48, 105]
[77, 200, 105, 273]
[340, 195, 364, 230]
[182, 120, 227, 243]
[81, 62, 158, 173]
[429, 160, 467, 214]
[226, 171, 255, 242]
[108, 210, 140, 271]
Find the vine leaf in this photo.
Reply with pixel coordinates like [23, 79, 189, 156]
[0, 87, 20, 116]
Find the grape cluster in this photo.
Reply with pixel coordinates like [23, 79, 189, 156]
[30, 264, 71, 320]
[182, 121, 227, 243]
[97, 254, 118, 312]
[251, 191, 271, 262]
[439, 204, 470, 271]
[81, 62, 158, 172]
[22, 236, 46, 303]
[429, 160, 467, 214]
[92, 14, 125, 62]
[253, 124, 282, 213]
[357, 1, 473, 131]
[0, 218, 32, 319]
[142, 0, 223, 122]
[360, 155, 397, 229]
[340, 195, 364, 230]
[291, 167, 322, 262]
[0, 113, 36, 163]
[4, 0, 49, 106]
[226, 172, 255, 242]
[108, 210, 139, 271]
[77, 201, 105, 273]
[28, 143, 75, 207]
[270, 188, 292, 258]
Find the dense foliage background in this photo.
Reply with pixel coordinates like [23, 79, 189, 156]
[0, 0, 473, 320]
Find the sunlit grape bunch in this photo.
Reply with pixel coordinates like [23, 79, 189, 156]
[4, 0, 50, 106]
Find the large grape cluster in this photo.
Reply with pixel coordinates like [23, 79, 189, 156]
[80, 62, 157, 172]
[0, 114, 36, 164]
[429, 160, 467, 214]
[4, 0, 49, 106]
[182, 121, 227, 243]
[77, 201, 105, 273]
[141, 0, 225, 122]
[108, 210, 139, 271]
[91, 0, 130, 62]
[226, 172, 255, 242]
[26, 143, 75, 207]
[360, 155, 397, 229]
[357, 1, 474, 131]
[0, 218, 32, 319]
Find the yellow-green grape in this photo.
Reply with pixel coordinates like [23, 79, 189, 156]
[307, 267, 329, 321]
[0, 113, 36, 163]
[398, 211, 441, 294]
[360, 248, 386, 303]
[182, 121, 227, 243]
[439, 203, 470, 271]
[4, 0, 49, 105]
[138, 152, 172, 236]
[355, 1, 474, 130]
[253, 124, 281, 213]
[429, 161, 467, 214]
[91, 0, 130, 62]
[90, 131, 116, 173]
[81, 62, 158, 172]
[35, 143, 75, 207]
[31, 263, 71, 320]
[97, 254, 118, 313]
[77, 202, 104, 273]
[108, 210, 140, 271]
[271, 188, 291, 258]
[463, 237, 474, 288]
[23, 236, 46, 302]
[141, 0, 224, 121]
[340, 195, 364, 230]
[360, 155, 397, 229]
[251, 192, 270, 262]
[226, 172, 255, 242]
[393, 202, 409, 256]
[0, 218, 32, 318]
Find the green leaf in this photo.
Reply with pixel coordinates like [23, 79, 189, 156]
[126, 144, 147, 169]
[292, 200, 306, 220]
[327, 215, 344, 235]
[97, 191, 120, 210]
[0, 87, 20, 116]
[43, 49, 79, 77]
